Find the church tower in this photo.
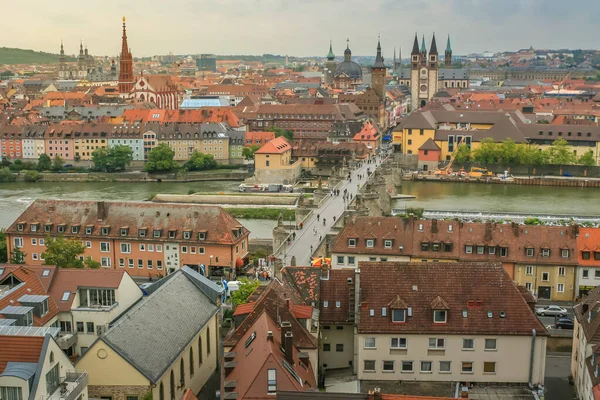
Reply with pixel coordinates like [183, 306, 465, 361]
[324, 39, 336, 85]
[410, 33, 423, 111]
[58, 41, 66, 78]
[427, 33, 439, 103]
[445, 35, 452, 67]
[420, 35, 427, 67]
[371, 36, 386, 101]
[118, 16, 134, 96]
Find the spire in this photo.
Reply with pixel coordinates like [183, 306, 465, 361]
[121, 16, 130, 59]
[79, 40, 84, 56]
[430, 33, 438, 55]
[420, 35, 427, 53]
[411, 33, 419, 55]
[344, 38, 351, 62]
[446, 34, 452, 53]
[393, 47, 396, 66]
[60, 40, 64, 56]
[373, 35, 385, 69]
[327, 38, 335, 61]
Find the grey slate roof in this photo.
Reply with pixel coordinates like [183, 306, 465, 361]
[101, 269, 220, 383]
[1, 362, 37, 380]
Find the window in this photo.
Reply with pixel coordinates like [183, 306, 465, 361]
[364, 337, 376, 348]
[433, 310, 447, 323]
[483, 362, 496, 374]
[391, 337, 407, 349]
[465, 245, 473, 254]
[337, 256, 344, 264]
[153, 230, 161, 238]
[562, 249, 569, 258]
[183, 231, 191, 240]
[198, 232, 206, 240]
[401, 361, 413, 372]
[421, 242, 429, 251]
[485, 338, 497, 350]
[139, 229, 146, 237]
[583, 269, 589, 278]
[157, 245, 163, 252]
[101, 227, 109, 235]
[86, 322, 94, 334]
[557, 283, 565, 293]
[71, 226, 80, 234]
[500, 247, 508, 257]
[57, 225, 65, 233]
[76, 321, 84, 333]
[384, 240, 392, 249]
[79, 288, 116, 307]
[206, 327, 210, 355]
[336, 344, 344, 352]
[558, 267, 566, 276]
[392, 309, 406, 322]
[366, 239, 374, 248]
[119, 258, 125, 268]
[439, 361, 451, 373]
[583, 252, 591, 260]
[525, 282, 532, 291]
[87, 227, 95, 235]
[525, 265, 533, 275]
[477, 246, 484, 254]
[429, 337, 445, 349]
[463, 338, 474, 350]
[138, 259, 143, 268]
[595, 252, 600, 261]
[364, 360, 376, 372]
[101, 257, 111, 267]
[348, 256, 355, 265]
[45, 364, 60, 395]
[168, 230, 177, 239]
[323, 343, 331, 352]
[461, 362, 473, 373]
[488, 246, 496, 255]
[86, 241, 91, 248]
[323, 301, 328, 308]
[267, 369, 277, 394]
[121, 243, 131, 253]
[526, 248, 534, 257]
[100, 242, 110, 252]
[61, 291, 70, 302]
[420, 361, 432, 373]
[542, 272, 549, 282]
[348, 238, 356, 247]
[542, 248, 550, 257]
[13, 237, 23, 248]
[382, 360, 395, 372]
[140, 244, 146, 252]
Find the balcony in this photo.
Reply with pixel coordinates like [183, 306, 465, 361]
[75, 302, 119, 312]
[56, 332, 78, 350]
[43, 370, 88, 400]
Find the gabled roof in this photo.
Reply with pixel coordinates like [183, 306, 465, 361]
[418, 138, 441, 151]
[0, 335, 45, 374]
[255, 136, 291, 154]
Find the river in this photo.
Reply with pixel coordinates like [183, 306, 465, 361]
[0, 181, 278, 238]
[396, 181, 600, 216]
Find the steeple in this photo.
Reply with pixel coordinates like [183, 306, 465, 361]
[446, 35, 452, 53]
[79, 40, 84, 56]
[344, 38, 351, 62]
[420, 35, 427, 53]
[420, 35, 427, 67]
[430, 33, 438, 55]
[411, 33, 419, 55]
[60, 40, 64, 56]
[372, 35, 385, 69]
[445, 34, 453, 67]
[327, 39, 335, 61]
[393, 47, 396, 67]
[119, 16, 134, 95]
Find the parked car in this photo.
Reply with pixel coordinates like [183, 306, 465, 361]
[555, 317, 574, 329]
[535, 305, 568, 317]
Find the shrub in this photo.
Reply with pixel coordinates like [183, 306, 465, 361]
[524, 217, 542, 226]
[0, 167, 16, 182]
[23, 170, 42, 182]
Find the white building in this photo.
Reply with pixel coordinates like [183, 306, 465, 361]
[572, 288, 600, 399]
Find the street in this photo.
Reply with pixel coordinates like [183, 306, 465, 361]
[278, 155, 385, 266]
[545, 353, 576, 400]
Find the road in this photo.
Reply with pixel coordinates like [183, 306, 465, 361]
[278, 155, 385, 267]
[536, 303, 574, 336]
[545, 353, 576, 400]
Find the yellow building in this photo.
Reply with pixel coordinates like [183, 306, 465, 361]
[513, 263, 577, 302]
[253, 136, 301, 184]
[520, 124, 600, 164]
[76, 268, 222, 400]
[74, 137, 109, 161]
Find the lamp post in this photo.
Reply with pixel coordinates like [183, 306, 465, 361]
[209, 255, 213, 276]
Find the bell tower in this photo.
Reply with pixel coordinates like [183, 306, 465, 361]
[371, 36, 386, 101]
[427, 33, 439, 103]
[118, 16, 134, 96]
[445, 35, 453, 67]
[324, 39, 336, 85]
[410, 33, 421, 111]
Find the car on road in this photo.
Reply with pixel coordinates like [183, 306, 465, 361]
[555, 317, 574, 329]
[535, 305, 568, 317]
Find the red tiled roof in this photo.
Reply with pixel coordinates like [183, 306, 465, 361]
[179, 389, 198, 400]
[255, 136, 291, 154]
[232, 302, 255, 317]
[0, 335, 45, 373]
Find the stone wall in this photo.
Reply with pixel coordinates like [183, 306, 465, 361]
[460, 162, 600, 178]
[88, 384, 149, 400]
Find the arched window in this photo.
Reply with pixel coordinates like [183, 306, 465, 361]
[159, 382, 164, 400]
[49, 351, 54, 363]
[179, 358, 185, 387]
[206, 327, 211, 355]
[170, 370, 175, 400]
[198, 336, 203, 365]
[189, 348, 194, 377]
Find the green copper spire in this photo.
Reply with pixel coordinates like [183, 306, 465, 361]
[446, 34, 452, 53]
[420, 35, 427, 53]
[327, 39, 335, 61]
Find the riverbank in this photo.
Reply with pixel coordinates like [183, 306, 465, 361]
[407, 174, 600, 188]
[14, 170, 250, 183]
[152, 192, 299, 206]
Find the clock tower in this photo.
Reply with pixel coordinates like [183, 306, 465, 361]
[371, 36, 386, 101]
[427, 33, 439, 104]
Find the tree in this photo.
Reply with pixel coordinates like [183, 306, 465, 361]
[0, 167, 16, 182]
[42, 236, 86, 268]
[578, 150, 596, 167]
[267, 126, 294, 141]
[144, 143, 179, 173]
[23, 170, 42, 182]
[497, 139, 519, 164]
[37, 154, 51, 171]
[518, 145, 548, 168]
[547, 139, 576, 165]
[242, 145, 260, 160]
[92, 145, 133, 172]
[230, 278, 261, 308]
[0, 230, 7, 263]
[184, 151, 217, 171]
[9, 248, 26, 264]
[472, 138, 498, 165]
[83, 257, 101, 269]
[453, 144, 471, 165]
[51, 156, 65, 172]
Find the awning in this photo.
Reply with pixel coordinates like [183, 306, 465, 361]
[235, 258, 244, 268]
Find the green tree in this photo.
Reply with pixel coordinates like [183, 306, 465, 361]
[9, 248, 26, 264]
[83, 257, 101, 269]
[23, 170, 42, 182]
[51, 156, 65, 172]
[0, 230, 7, 263]
[0, 167, 16, 182]
[37, 154, 51, 171]
[578, 150, 596, 167]
[42, 236, 86, 268]
[92, 145, 133, 172]
[453, 144, 471, 165]
[267, 126, 293, 141]
[230, 278, 261, 308]
[144, 143, 179, 173]
[242, 145, 260, 160]
[517, 145, 548, 170]
[472, 138, 498, 165]
[547, 138, 576, 165]
[497, 139, 519, 164]
[184, 151, 217, 171]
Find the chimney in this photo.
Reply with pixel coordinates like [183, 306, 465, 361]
[267, 330, 274, 342]
[286, 298, 291, 310]
[97, 201, 106, 220]
[284, 332, 294, 364]
[280, 321, 292, 347]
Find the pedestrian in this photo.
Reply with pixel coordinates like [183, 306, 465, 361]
[292, 232, 296, 240]
[310, 245, 313, 253]
[319, 234, 322, 241]
[299, 221, 303, 229]
[317, 214, 320, 221]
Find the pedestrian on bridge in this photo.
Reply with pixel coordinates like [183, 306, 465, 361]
[317, 214, 320, 221]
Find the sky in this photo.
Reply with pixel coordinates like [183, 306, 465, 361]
[4, 0, 600, 58]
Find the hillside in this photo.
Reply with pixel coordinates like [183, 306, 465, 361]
[0, 47, 75, 65]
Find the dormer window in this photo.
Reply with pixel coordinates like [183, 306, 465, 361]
[85, 226, 93, 234]
[120, 227, 129, 236]
[433, 310, 447, 323]
[392, 309, 406, 323]
[421, 242, 429, 251]
[183, 231, 192, 240]
[348, 238, 356, 247]
[71, 225, 80, 234]
[562, 249, 570, 258]
[44, 224, 52, 233]
[366, 239, 374, 248]
[384, 240, 392, 249]
[168, 230, 177, 239]
[16, 223, 25, 232]
[153, 229, 162, 238]
[57, 224, 66, 234]
[101, 227, 110, 236]
[139, 229, 147, 237]
[542, 248, 550, 258]
[525, 247, 534, 257]
[30, 224, 39, 232]
[198, 232, 206, 240]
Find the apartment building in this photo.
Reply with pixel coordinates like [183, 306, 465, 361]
[576, 227, 600, 299]
[572, 287, 600, 399]
[254, 137, 301, 184]
[5, 200, 250, 279]
[321, 263, 547, 385]
[331, 216, 579, 301]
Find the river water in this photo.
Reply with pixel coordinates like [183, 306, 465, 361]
[396, 181, 600, 216]
[0, 181, 277, 238]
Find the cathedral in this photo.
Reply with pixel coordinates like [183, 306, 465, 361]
[392, 34, 469, 111]
[323, 39, 363, 89]
[58, 41, 117, 84]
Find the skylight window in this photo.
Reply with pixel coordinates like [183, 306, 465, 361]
[42, 269, 50, 277]
[61, 291, 70, 301]
[245, 331, 256, 348]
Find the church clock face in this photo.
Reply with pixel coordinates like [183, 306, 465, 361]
[420, 84, 428, 92]
[420, 68, 427, 77]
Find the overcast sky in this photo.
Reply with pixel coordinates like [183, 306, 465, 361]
[5, 0, 600, 58]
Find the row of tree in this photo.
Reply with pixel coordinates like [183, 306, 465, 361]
[454, 138, 596, 167]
